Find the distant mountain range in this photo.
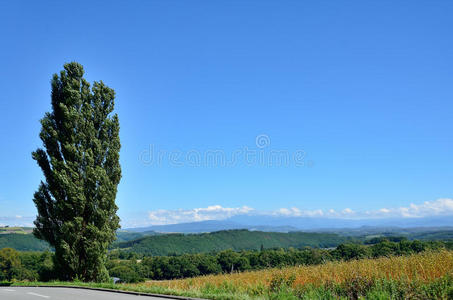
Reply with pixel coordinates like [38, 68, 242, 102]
[126, 215, 453, 233]
[127, 220, 298, 233]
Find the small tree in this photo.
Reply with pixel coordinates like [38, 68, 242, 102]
[32, 62, 121, 282]
[0, 248, 21, 281]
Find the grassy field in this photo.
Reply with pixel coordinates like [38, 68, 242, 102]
[137, 250, 453, 299]
[10, 250, 453, 299]
[0, 227, 33, 234]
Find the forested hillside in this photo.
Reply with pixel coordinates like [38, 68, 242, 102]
[114, 229, 352, 255]
[0, 233, 50, 251]
[115, 230, 159, 242]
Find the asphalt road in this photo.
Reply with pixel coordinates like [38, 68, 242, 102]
[0, 287, 179, 300]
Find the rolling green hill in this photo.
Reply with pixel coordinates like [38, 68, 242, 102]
[0, 229, 156, 251]
[115, 230, 159, 242]
[0, 233, 50, 251]
[114, 229, 353, 255]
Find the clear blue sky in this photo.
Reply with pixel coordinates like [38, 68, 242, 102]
[0, 1, 452, 227]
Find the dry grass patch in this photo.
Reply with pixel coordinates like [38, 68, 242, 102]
[135, 250, 453, 293]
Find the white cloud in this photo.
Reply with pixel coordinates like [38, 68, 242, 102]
[272, 199, 453, 219]
[372, 198, 453, 218]
[146, 198, 453, 225]
[342, 208, 354, 215]
[0, 216, 34, 227]
[148, 205, 254, 225]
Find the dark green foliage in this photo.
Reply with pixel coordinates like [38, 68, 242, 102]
[0, 248, 22, 281]
[108, 264, 144, 283]
[217, 249, 250, 272]
[331, 239, 430, 260]
[0, 248, 40, 281]
[114, 229, 351, 256]
[0, 249, 54, 282]
[332, 243, 370, 260]
[364, 236, 407, 244]
[17, 251, 54, 281]
[0, 234, 50, 251]
[139, 253, 222, 280]
[32, 62, 121, 282]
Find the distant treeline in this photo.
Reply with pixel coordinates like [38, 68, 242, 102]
[2, 238, 451, 283]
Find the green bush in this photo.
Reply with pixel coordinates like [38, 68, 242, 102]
[109, 265, 144, 283]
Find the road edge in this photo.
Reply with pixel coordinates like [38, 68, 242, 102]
[9, 285, 209, 300]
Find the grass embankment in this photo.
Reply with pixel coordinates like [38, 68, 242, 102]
[11, 250, 453, 299]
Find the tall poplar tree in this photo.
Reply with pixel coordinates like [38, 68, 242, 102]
[32, 62, 121, 282]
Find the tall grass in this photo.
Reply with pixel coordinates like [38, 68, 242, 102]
[135, 250, 453, 299]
